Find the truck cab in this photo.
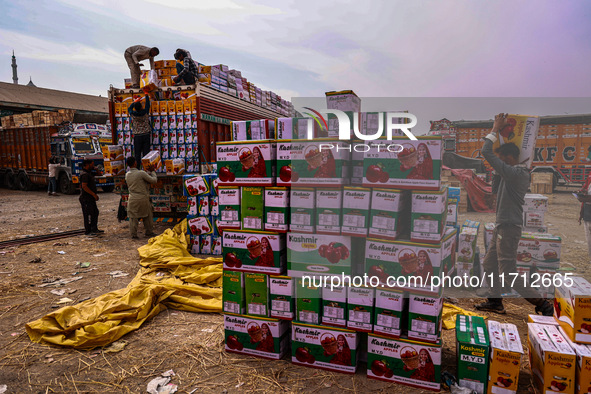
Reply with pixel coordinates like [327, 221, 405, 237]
[50, 123, 115, 193]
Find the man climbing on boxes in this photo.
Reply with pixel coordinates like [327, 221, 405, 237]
[124, 45, 160, 88]
[173, 49, 198, 86]
[125, 156, 157, 239]
[128, 94, 152, 169]
[475, 113, 553, 316]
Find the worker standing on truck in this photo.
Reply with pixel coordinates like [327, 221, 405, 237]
[79, 159, 103, 236]
[125, 157, 157, 239]
[124, 45, 159, 88]
[476, 113, 553, 316]
[173, 49, 198, 86]
[128, 94, 152, 169]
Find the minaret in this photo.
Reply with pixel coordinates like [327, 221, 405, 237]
[11, 50, 18, 85]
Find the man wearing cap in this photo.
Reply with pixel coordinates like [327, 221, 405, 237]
[124, 45, 160, 88]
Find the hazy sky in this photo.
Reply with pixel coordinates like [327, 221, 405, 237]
[2, 1, 591, 103]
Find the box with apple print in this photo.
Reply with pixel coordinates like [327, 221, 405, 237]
[222, 230, 286, 274]
[363, 137, 442, 190]
[217, 140, 276, 186]
[287, 233, 352, 277]
[224, 313, 290, 360]
[276, 139, 350, 187]
[367, 334, 442, 391]
[292, 322, 359, 374]
[364, 228, 457, 288]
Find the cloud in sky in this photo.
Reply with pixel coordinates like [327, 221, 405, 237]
[1, 0, 591, 98]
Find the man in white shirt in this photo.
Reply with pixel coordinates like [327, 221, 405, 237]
[124, 45, 160, 88]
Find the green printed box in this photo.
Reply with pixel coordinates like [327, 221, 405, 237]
[363, 137, 442, 190]
[292, 322, 359, 374]
[217, 140, 276, 186]
[245, 273, 270, 317]
[295, 277, 322, 325]
[288, 233, 352, 277]
[219, 186, 241, 229]
[322, 285, 347, 327]
[316, 188, 343, 234]
[224, 314, 290, 360]
[269, 275, 294, 320]
[241, 186, 265, 230]
[347, 287, 375, 332]
[456, 315, 490, 394]
[290, 188, 315, 233]
[276, 139, 350, 187]
[367, 334, 442, 391]
[408, 287, 443, 343]
[341, 187, 371, 237]
[369, 188, 409, 240]
[222, 230, 286, 274]
[264, 187, 290, 232]
[410, 187, 448, 243]
[373, 288, 406, 338]
[223, 270, 245, 315]
[365, 228, 457, 287]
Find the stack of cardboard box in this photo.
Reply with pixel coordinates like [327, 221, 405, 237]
[218, 92, 455, 390]
[184, 174, 222, 255]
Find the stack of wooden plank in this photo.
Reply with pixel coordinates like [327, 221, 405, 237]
[1, 109, 75, 128]
[440, 168, 461, 187]
[531, 172, 553, 194]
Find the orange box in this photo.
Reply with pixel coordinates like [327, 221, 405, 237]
[176, 100, 184, 116]
[114, 103, 123, 117]
[168, 66, 178, 76]
[154, 60, 166, 69]
[141, 151, 162, 170]
[560, 327, 591, 394]
[163, 60, 177, 68]
[555, 277, 591, 345]
[157, 68, 170, 77]
[165, 158, 185, 175]
[151, 101, 159, 116]
[167, 101, 176, 115]
[184, 99, 192, 115]
[190, 98, 197, 114]
[528, 323, 576, 394]
[159, 101, 169, 116]
[487, 321, 523, 394]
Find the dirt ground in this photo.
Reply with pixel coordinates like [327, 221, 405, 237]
[0, 187, 588, 393]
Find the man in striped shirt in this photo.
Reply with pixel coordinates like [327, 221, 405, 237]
[173, 49, 198, 85]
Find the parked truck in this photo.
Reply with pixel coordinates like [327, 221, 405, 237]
[430, 114, 591, 189]
[107, 83, 284, 218]
[0, 123, 115, 193]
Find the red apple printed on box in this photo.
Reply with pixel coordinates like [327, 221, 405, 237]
[185, 175, 209, 196]
[188, 216, 213, 236]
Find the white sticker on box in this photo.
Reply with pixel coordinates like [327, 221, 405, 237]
[272, 300, 290, 312]
[414, 219, 438, 233]
[342, 214, 365, 228]
[412, 319, 435, 335]
[377, 314, 400, 329]
[324, 306, 344, 319]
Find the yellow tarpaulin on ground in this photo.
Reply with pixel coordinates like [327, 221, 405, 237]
[442, 303, 486, 330]
[26, 220, 223, 349]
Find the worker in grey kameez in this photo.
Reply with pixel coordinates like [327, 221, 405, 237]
[125, 156, 157, 238]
